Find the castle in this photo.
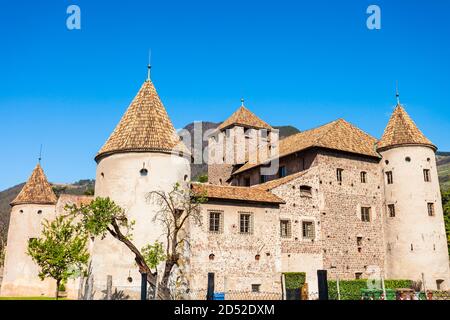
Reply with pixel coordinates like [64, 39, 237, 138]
[1, 71, 449, 299]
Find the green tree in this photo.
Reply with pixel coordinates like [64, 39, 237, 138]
[65, 197, 163, 298]
[27, 216, 89, 299]
[442, 189, 450, 255]
[142, 241, 166, 271]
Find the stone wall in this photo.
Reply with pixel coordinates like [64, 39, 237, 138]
[315, 150, 385, 280]
[188, 201, 282, 295]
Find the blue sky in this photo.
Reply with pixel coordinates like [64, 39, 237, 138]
[0, 0, 449, 190]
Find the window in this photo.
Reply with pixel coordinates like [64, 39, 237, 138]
[361, 207, 371, 222]
[299, 185, 312, 197]
[427, 203, 435, 216]
[388, 204, 396, 217]
[37, 210, 43, 215]
[302, 221, 315, 239]
[357, 237, 363, 246]
[336, 168, 343, 183]
[386, 171, 393, 184]
[360, 171, 367, 183]
[209, 212, 223, 233]
[280, 220, 291, 238]
[243, 177, 251, 187]
[423, 169, 431, 182]
[355, 273, 363, 280]
[260, 175, 268, 184]
[279, 166, 287, 178]
[251, 284, 261, 293]
[436, 280, 444, 291]
[240, 213, 253, 234]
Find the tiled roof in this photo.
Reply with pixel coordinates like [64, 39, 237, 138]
[377, 104, 435, 151]
[252, 171, 308, 191]
[233, 119, 379, 175]
[191, 183, 285, 204]
[96, 80, 189, 162]
[11, 164, 57, 206]
[217, 105, 272, 131]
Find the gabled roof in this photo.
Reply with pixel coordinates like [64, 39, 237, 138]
[191, 183, 284, 205]
[252, 171, 308, 191]
[11, 164, 57, 206]
[96, 80, 189, 162]
[217, 105, 272, 131]
[377, 104, 435, 151]
[233, 119, 379, 175]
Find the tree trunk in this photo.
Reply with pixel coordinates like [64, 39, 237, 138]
[108, 221, 171, 300]
[56, 279, 60, 300]
[158, 258, 177, 300]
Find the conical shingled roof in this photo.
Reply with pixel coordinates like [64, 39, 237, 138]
[218, 105, 272, 131]
[11, 164, 57, 206]
[377, 104, 435, 151]
[96, 80, 189, 162]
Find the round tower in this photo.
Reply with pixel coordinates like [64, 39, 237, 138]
[90, 76, 190, 297]
[0, 164, 58, 297]
[379, 103, 450, 290]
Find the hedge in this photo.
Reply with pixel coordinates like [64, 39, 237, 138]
[328, 279, 413, 300]
[284, 272, 306, 289]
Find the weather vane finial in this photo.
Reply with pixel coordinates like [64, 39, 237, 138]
[147, 49, 152, 81]
[241, 98, 245, 107]
[396, 80, 400, 105]
[38, 144, 43, 164]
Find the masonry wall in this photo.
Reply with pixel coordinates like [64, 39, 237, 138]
[188, 201, 282, 298]
[315, 150, 385, 280]
[270, 167, 323, 295]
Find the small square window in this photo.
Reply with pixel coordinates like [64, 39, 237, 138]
[357, 237, 363, 246]
[427, 203, 435, 216]
[423, 169, 431, 182]
[251, 284, 261, 293]
[299, 185, 312, 197]
[361, 207, 371, 222]
[280, 220, 291, 238]
[355, 272, 363, 280]
[302, 221, 315, 239]
[386, 171, 393, 184]
[388, 204, 395, 217]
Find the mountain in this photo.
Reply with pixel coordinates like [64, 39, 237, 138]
[437, 152, 450, 192]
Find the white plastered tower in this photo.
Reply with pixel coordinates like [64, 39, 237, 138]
[379, 103, 450, 290]
[0, 164, 58, 297]
[89, 74, 191, 298]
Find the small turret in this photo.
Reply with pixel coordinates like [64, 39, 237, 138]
[379, 103, 449, 290]
[1, 164, 57, 297]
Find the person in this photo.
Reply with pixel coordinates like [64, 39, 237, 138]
[426, 291, 433, 300]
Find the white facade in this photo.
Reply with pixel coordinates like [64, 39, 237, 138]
[90, 152, 190, 297]
[381, 145, 450, 290]
[1, 204, 57, 297]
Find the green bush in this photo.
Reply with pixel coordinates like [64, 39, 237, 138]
[328, 279, 413, 300]
[284, 272, 306, 289]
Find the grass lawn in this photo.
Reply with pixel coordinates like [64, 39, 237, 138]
[0, 297, 68, 300]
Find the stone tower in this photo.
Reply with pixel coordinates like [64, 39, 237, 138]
[90, 77, 191, 297]
[378, 103, 450, 290]
[208, 101, 278, 185]
[0, 164, 58, 297]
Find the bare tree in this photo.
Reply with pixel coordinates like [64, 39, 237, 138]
[147, 182, 206, 299]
